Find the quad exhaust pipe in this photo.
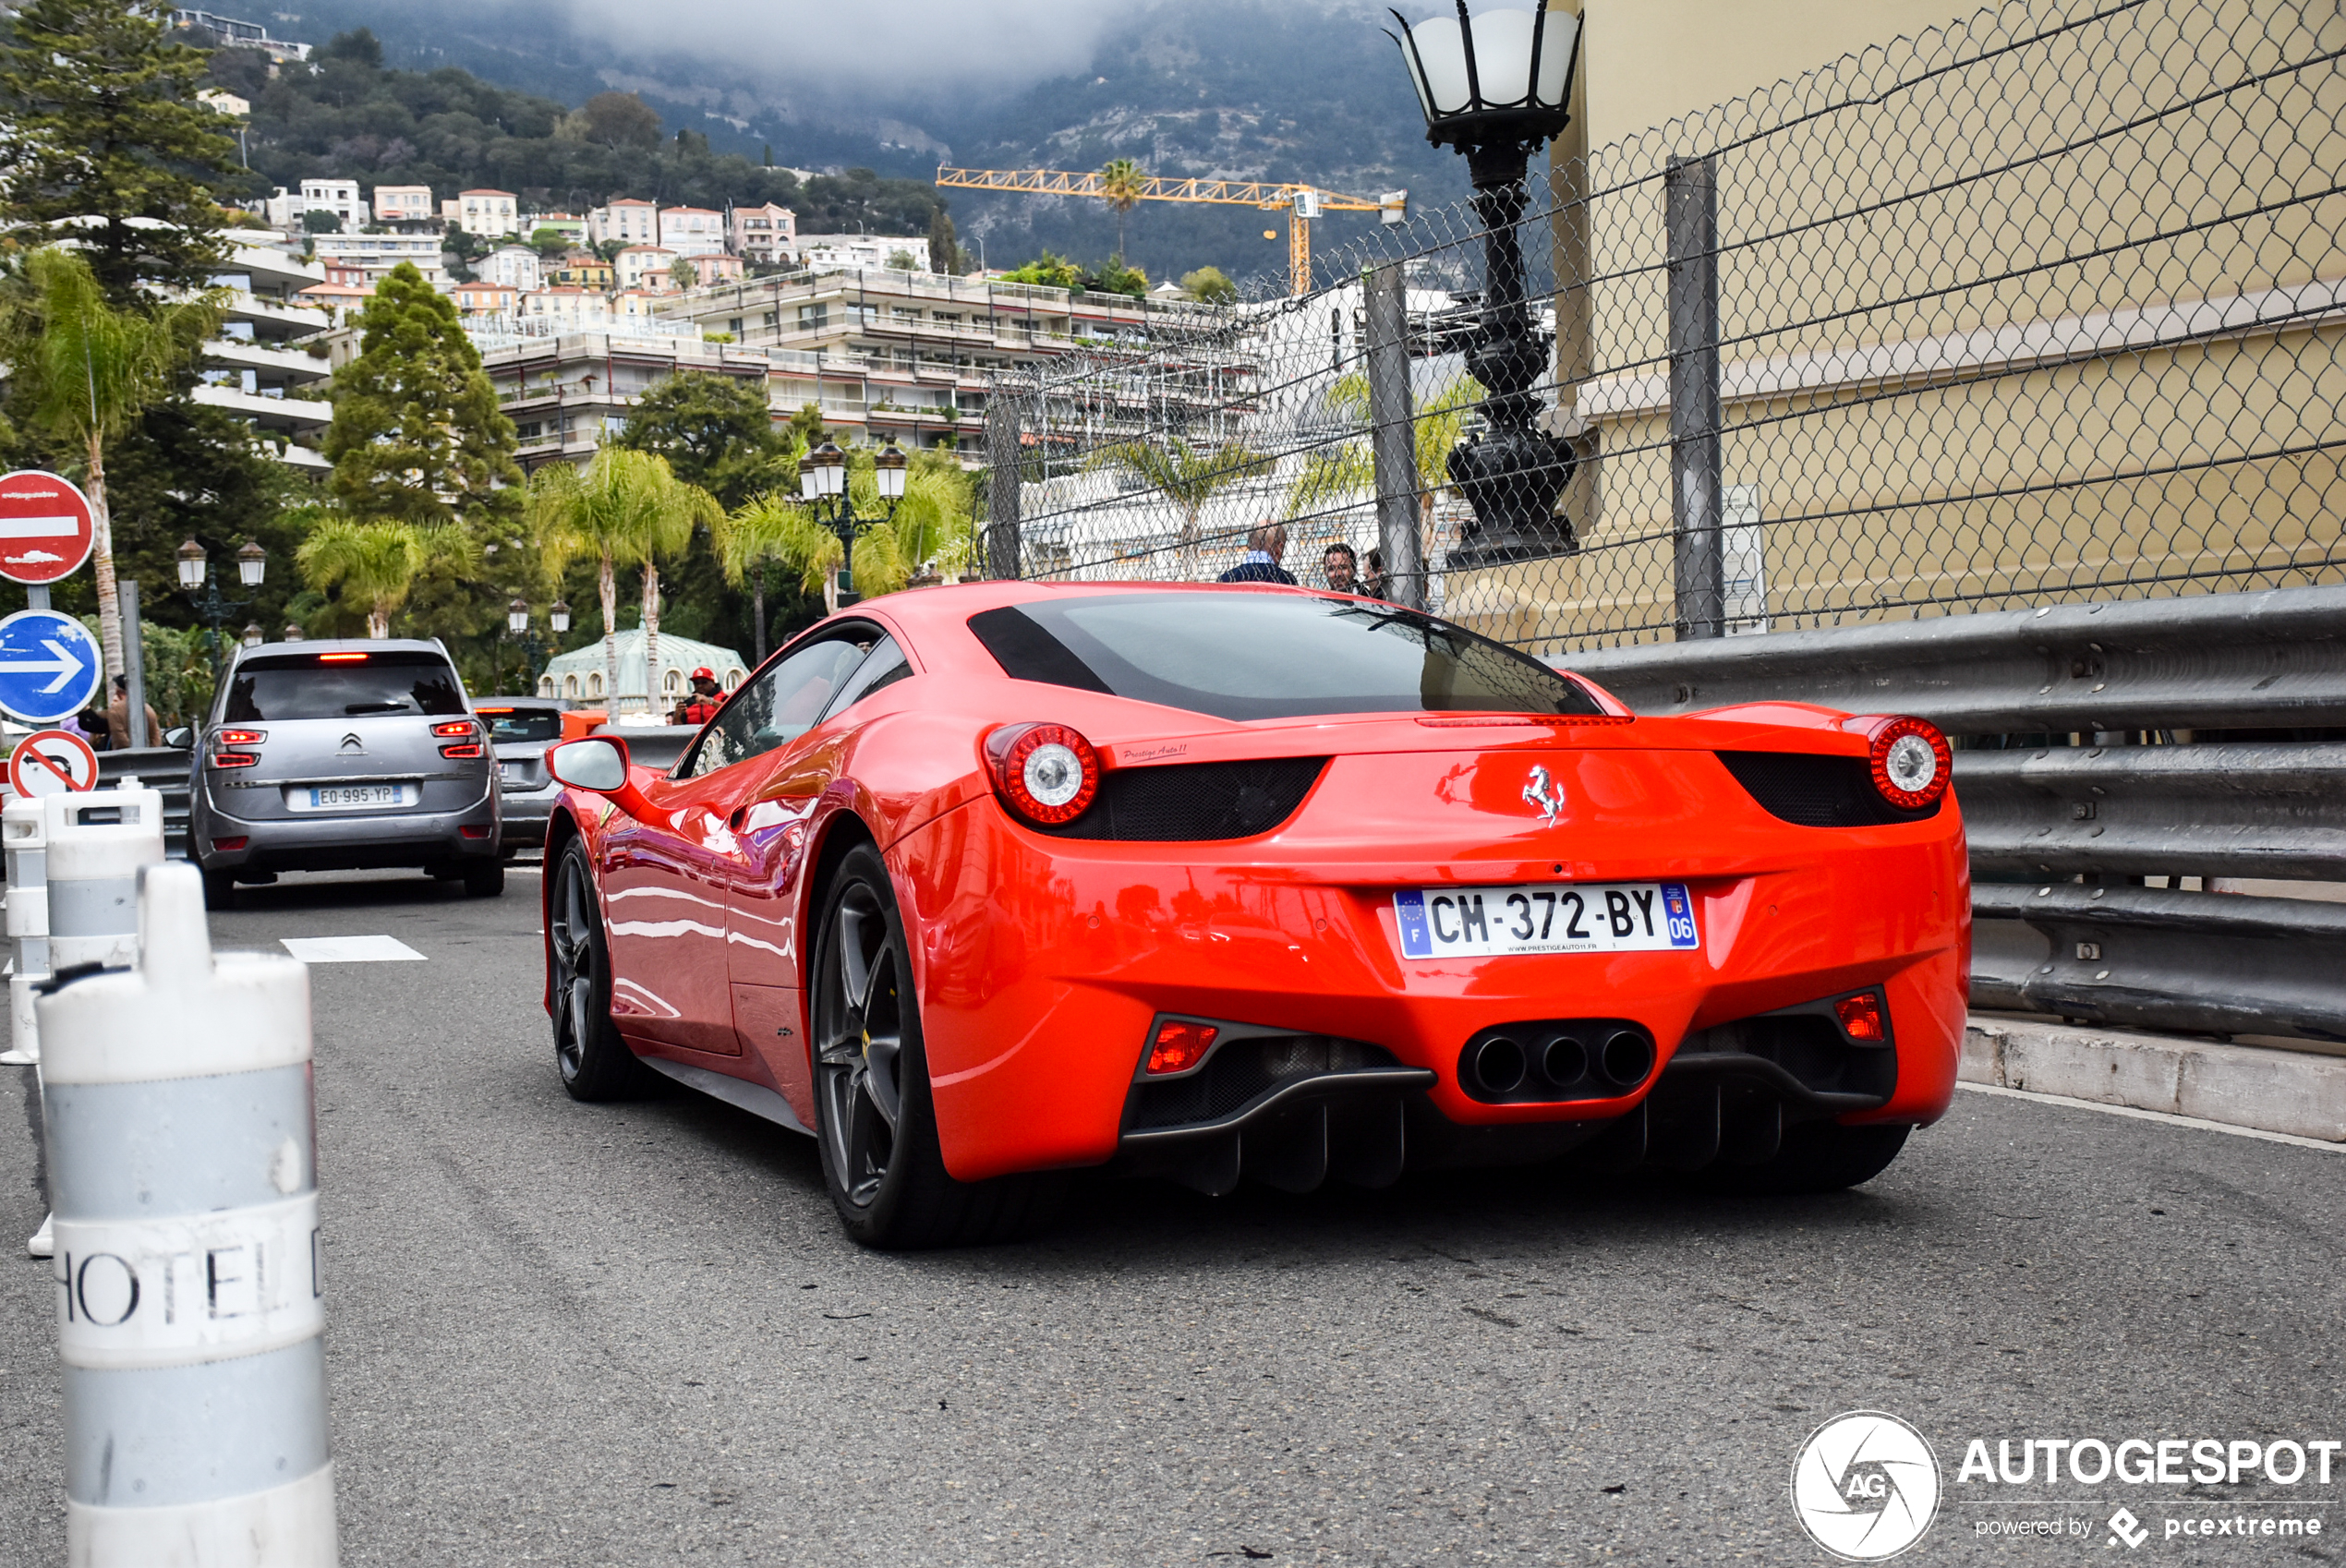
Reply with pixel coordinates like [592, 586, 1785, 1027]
[1461, 1020, 1655, 1103]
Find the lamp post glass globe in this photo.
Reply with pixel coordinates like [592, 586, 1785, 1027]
[176, 537, 206, 590]
[242, 622, 264, 649]
[236, 539, 267, 587]
[876, 443, 909, 501]
[550, 599, 571, 635]
[508, 597, 530, 636]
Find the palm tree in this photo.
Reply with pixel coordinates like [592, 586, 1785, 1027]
[1099, 159, 1147, 261]
[717, 452, 976, 614]
[0, 247, 223, 679]
[295, 515, 450, 639]
[1287, 373, 1483, 537]
[527, 449, 719, 715]
[1087, 438, 1271, 579]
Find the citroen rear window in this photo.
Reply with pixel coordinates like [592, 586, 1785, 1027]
[223, 652, 466, 721]
[966, 593, 1606, 721]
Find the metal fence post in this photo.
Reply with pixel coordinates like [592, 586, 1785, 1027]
[986, 390, 1023, 582]
[1364, 262, 1428, 611]
[42, 862, 338, 1563]
[1666, 155, 1724, 642]
[118, 580, 150, 750]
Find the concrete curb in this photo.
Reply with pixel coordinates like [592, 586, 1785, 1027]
[1960, 1016, 2346, 1143]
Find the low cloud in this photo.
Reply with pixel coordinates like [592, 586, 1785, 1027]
[538, 0, 1139, 103]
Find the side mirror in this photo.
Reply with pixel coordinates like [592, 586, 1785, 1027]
[163, 727, 193, 750]
[547, 735, 629, 791]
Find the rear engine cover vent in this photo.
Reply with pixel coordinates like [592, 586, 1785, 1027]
[1715, 751, 1941, 828]
[1035, 756, 1327, 841]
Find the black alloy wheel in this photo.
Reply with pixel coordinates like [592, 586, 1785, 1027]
[548, 838, 651, 1102]
[810, 843, 1060, 1248]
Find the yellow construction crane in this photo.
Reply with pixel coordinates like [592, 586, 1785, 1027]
[935, 166, 1407, 298]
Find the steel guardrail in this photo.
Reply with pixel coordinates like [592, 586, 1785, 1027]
[1553, 586, 2346, 1042]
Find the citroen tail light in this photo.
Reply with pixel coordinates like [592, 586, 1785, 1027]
[210, 751, 260, 768]
[432, 720, 478, 739]
[216, 729, 266, 745]
[440, 742, 486, 760]
[985, 722, 1099, 826]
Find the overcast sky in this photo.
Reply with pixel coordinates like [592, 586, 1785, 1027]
[536, 0, 1147, 102]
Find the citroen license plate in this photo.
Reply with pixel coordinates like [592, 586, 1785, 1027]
[1393, 882, 1699, 959]
[305, 784, 405, 810]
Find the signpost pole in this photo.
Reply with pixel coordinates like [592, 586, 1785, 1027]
[118, 582, 148, 749]
[26, 585, 49, 611]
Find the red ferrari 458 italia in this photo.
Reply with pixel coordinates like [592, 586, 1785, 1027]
[540, 582, 1967, 1248]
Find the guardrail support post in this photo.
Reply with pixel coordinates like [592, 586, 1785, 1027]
[986, 389, 1023, 582]
[43, 862, 338, 1564]
[1666, 154, 1724, 642]
[1365, 261, 1429, 611]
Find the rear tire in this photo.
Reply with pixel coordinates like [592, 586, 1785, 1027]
[462, 861, 504, 899]
[1726, 1120, 1911, 1194]
[811, 843, 1058, 1249]
[200, 867, 236, 911]
[548, 839, 653, 1102]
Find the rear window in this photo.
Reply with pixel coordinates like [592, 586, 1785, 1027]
[966, 594, 1605, 722]
[477, 708, 563, 743]
[223, 652, 466, 722]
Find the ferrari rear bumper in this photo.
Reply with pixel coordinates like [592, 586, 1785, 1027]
[892, 790, 1968, 1185]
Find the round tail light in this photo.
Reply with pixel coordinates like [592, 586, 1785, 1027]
[986, 722, 1100, 826]
[1863, 716, 1953, 810]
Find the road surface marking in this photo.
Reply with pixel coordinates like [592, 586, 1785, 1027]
[280, 935, 426, 964]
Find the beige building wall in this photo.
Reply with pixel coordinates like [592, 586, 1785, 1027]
[1453, 0, 2346, 651]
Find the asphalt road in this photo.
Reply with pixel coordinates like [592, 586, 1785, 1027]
[3, 866, 2341, 1566]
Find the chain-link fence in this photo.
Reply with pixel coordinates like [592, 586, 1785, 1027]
[987, 0, 2346, 652]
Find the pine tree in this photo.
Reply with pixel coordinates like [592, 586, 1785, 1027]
[0, 0, 241, 302]
[322, 264, 523, 533]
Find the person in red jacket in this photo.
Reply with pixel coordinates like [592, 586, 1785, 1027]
[671, 667, 724, 726]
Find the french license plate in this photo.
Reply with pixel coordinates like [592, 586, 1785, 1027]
[307, 784, 405, 810]
[1393, 882, 1699, 959]
[497, 762, 514, 779]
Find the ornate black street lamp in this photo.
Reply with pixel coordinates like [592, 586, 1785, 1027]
[1388, 2, 1583, 564]
[798, 440, 908, 609]
[177, 537, 267, 677]
[505, 597, 568, 692]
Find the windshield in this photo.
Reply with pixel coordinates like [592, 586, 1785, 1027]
[477, 708, 563, 743]
[223, 653, 467, 722]
[966, 593, 1605, 722]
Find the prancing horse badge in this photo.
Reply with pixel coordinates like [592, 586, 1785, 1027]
[1522, 764, 1565, 826]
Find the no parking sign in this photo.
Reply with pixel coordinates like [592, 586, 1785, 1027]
[7, 728, 99, 798]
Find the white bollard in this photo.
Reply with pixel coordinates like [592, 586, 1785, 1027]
[4, 796, 49, 1066]
[43, 788, 165, 976]
[42, 862, 338, 1566]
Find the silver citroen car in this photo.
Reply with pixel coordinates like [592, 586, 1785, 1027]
[189, 639, 502, 907]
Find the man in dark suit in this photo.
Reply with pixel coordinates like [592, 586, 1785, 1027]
[1216, 522, 1297, 585]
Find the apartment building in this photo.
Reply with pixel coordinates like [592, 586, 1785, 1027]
[732, 203, 796, 266]
[521, 287, 613, 332]
[614, 246, 679, 293]
[372, 185, 434, 227]
[531, 213, 588, 245]
[169, 8, 309, 62]
[793, 234, 929, 272]
[190, 232, 333, 474]
[449, 281, 519, 318]
[309, 232, 445, 286]
[658, 207, 727, 257]
[298, 179, 364, 232]
[654, 267, 1232, 452]
[478, 245, 542, 292]
[685, 253, 744, 289]
[476, 327, 769, 471]
[588, 199, 659, 248]
[549, 249, 615, 289]
[446, 190, 520, 238]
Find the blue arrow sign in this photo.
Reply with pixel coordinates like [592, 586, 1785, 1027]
[0, 609, 103, 725]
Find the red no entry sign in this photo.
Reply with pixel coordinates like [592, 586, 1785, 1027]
[7, 728, 99, 797]
[0, 470, 96, 586]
